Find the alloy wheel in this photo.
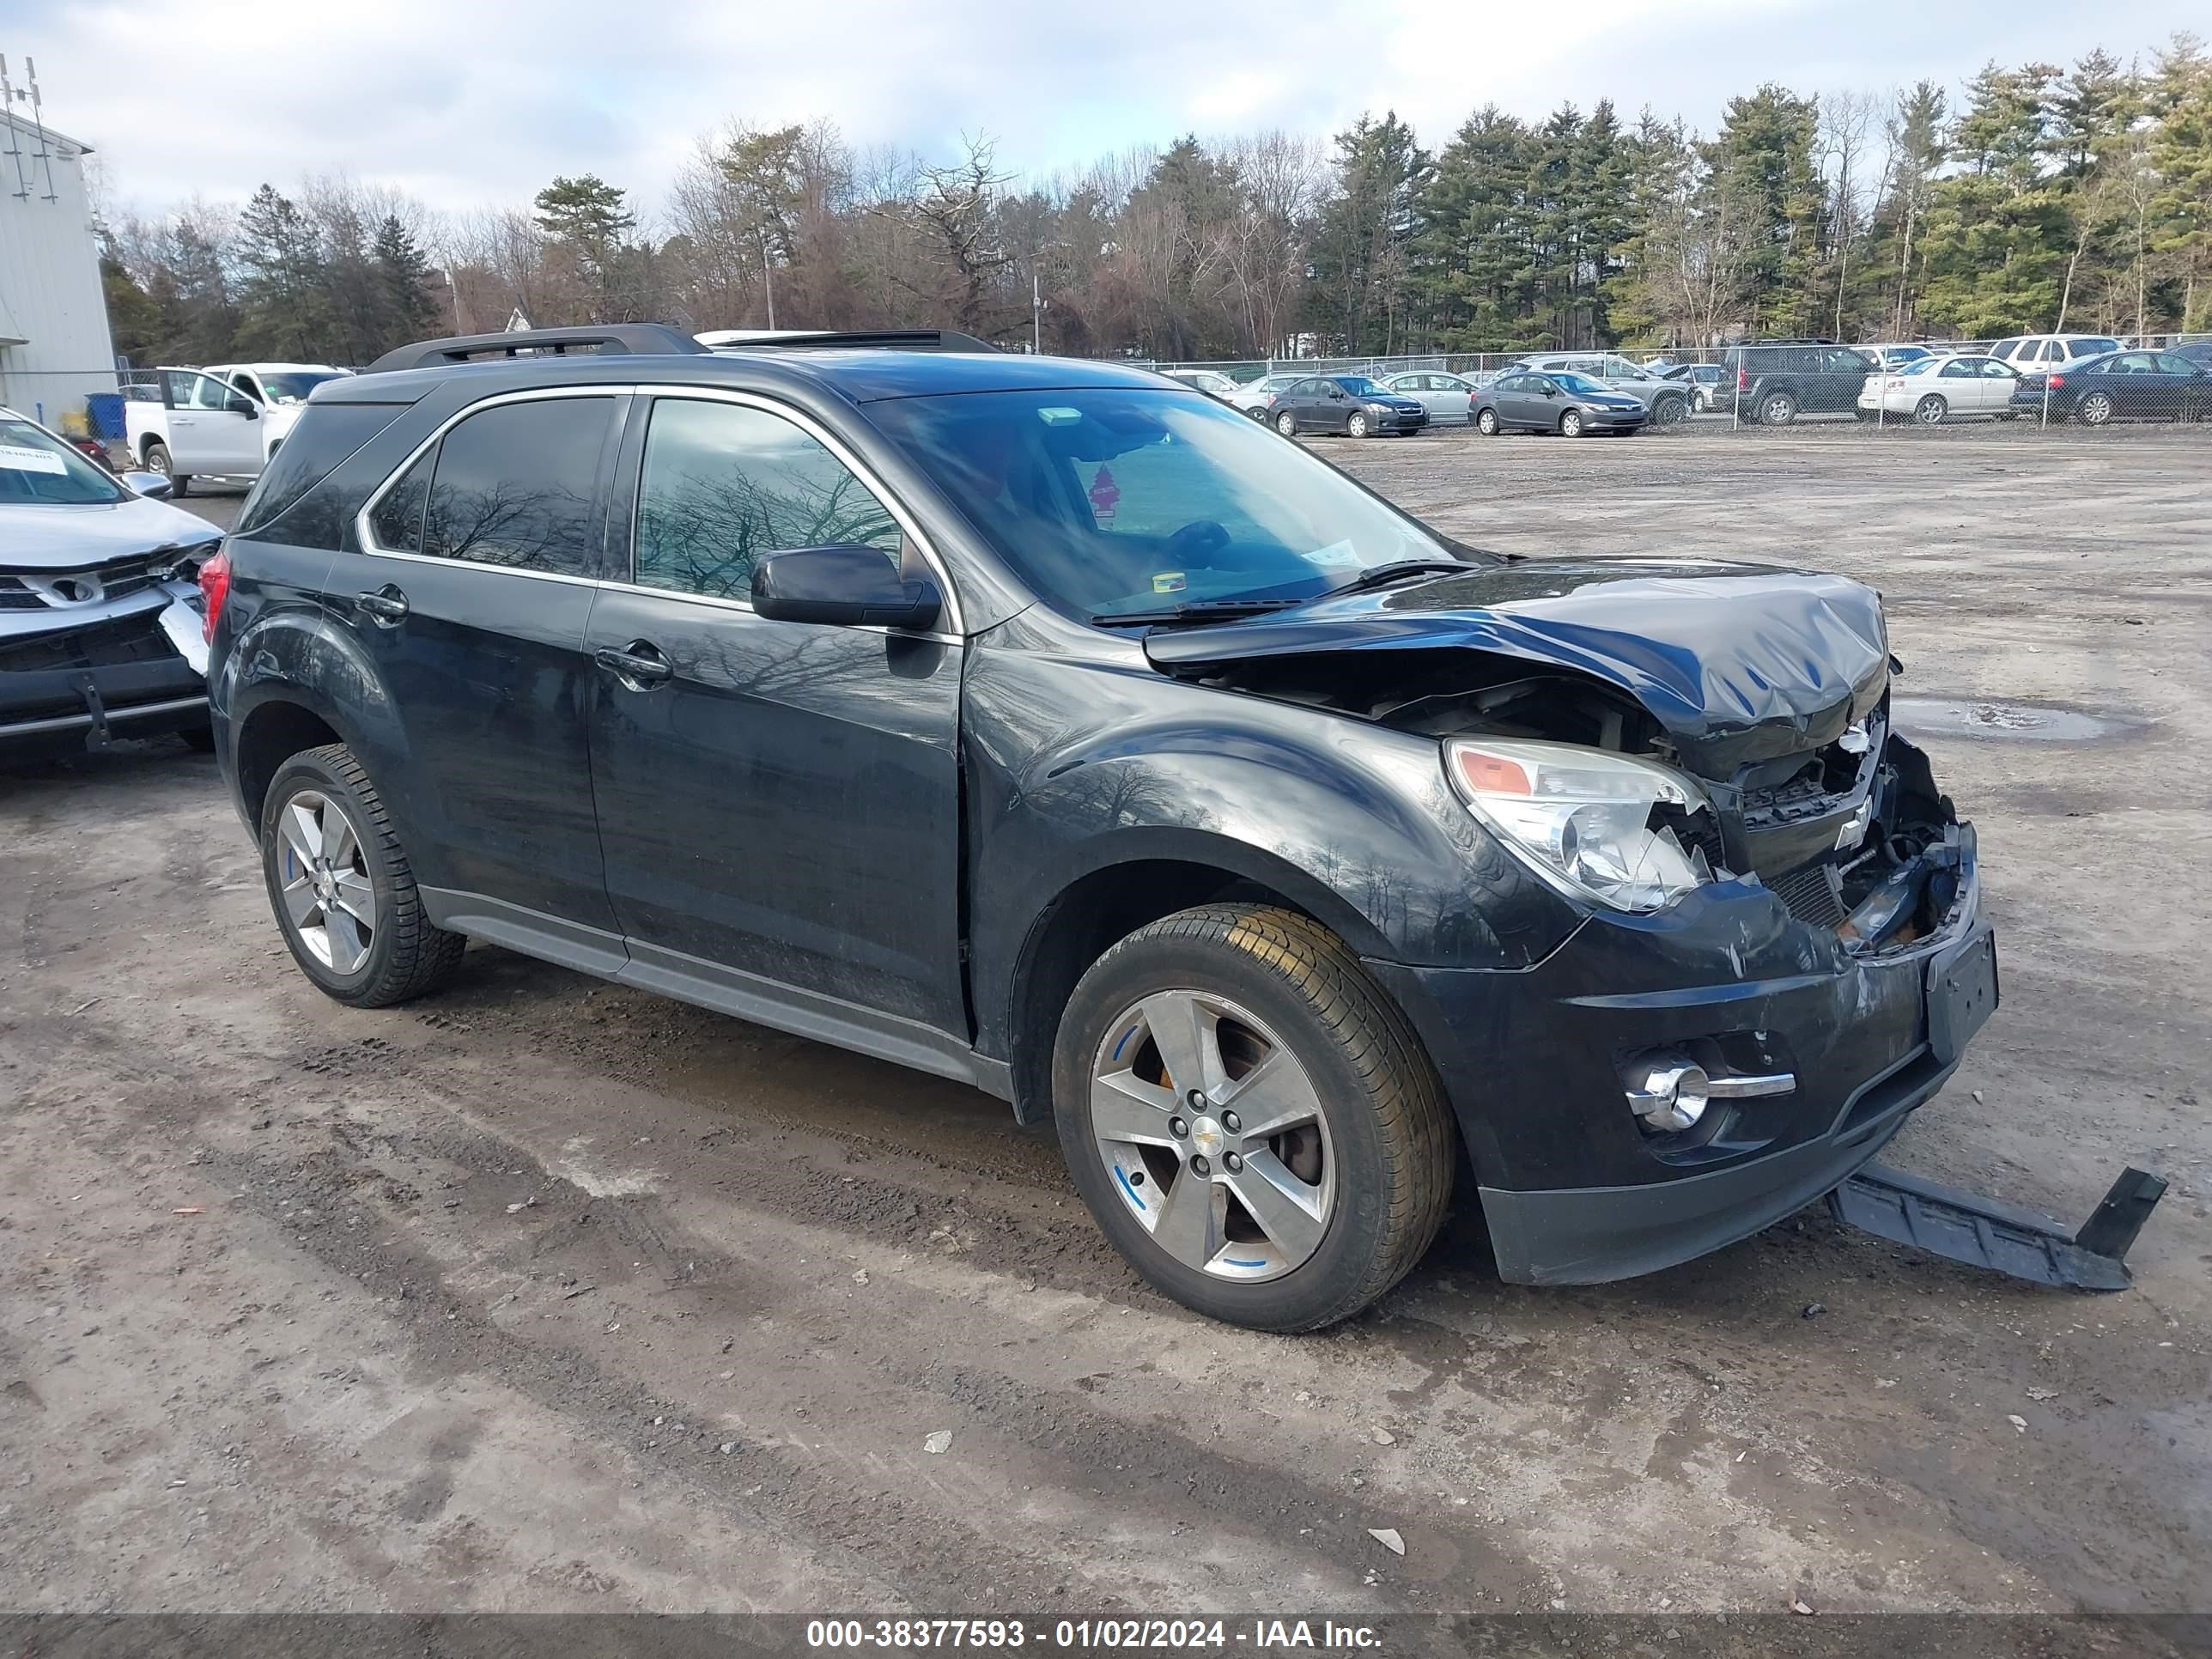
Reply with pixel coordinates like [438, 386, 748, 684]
[2081, 392, 2112, 426]
[1088, 988, 1334, 1283]
[1761, 393, 1797, 425]
[275, 788, 377, 975]
[1915, 395, 1947, 425]
[1347, 412, 1370, 438]
[1477, 409, 1498, 435]
[1560, 410, 1583, 437]
[1275, 411, 1297, 437]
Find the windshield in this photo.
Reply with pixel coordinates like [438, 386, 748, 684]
[0, 416, 127, 505]
[1550, 372, 1608, 395]
[257, 371, 344, 404]
[1332, 377, 1384, 397]
[867, 387, 1460, 621]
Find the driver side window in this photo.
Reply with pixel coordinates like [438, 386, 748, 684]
[634, 398, 900, 601]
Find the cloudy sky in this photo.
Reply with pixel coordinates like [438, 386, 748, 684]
[9, 0, 2203, 219]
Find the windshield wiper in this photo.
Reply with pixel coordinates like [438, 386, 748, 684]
[1091, 597, 1310, 629]
[1325, 558, 1474, 596]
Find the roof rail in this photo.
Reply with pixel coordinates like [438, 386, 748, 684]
[703, 329, 999, 355]
[363, 324, 709, 376]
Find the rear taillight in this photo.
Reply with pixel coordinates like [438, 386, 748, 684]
[198, 548, 232, 644]
[1735, 367, 1748, 390]
[2048, 374, 2065, 390]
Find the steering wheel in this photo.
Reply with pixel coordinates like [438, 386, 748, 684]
[1161, 520, 1231, 564]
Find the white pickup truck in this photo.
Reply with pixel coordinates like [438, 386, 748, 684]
[122, 362, 349, 495]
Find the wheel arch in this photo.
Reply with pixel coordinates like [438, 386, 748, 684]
[1000, 836, 1401, 1127]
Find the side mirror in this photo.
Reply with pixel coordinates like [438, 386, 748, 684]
[751, 545, 941, 631]
[228, 396, 260, 419]
[123, 470, 173, 499]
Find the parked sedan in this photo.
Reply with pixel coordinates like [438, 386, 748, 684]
[2, 406, 225, 758]
[1384, 370, 1477, 426]
[1162, 369, 1240, 402]
[2010, 349, 2212, 424]
[1227, 373, 1308, 418]
[1514, 354, 1693, 426]
[1473, 370, 1647, 435]
[1262, 375, 1427, 438]
[1856, 355, 2021, 423]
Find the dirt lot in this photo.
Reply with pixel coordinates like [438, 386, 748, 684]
[3, 425, 2207, 1619]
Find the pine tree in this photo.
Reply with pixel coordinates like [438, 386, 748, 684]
[234, 183, 334, 359]
[372, 215, 441, 350]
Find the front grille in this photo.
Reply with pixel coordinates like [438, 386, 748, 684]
[1769, 860, 1848, 931]
[0, 555, 164, 611]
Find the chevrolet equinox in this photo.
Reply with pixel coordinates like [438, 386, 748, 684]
[203, 325, 1997, 1331]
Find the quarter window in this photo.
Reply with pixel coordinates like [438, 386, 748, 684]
[413, 397, 615, 575]
[369, 449, 432, 553]
[633, 398, 900, 600]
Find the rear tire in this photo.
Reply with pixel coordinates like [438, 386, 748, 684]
[1475, 407, 1499, 435]
[1759, 391, 1799, 426]
[1275, 411, 1298, 438]
[1915, 394, 1948, 426]
[1053, 905, 1455, 1332]
[1651, 394, 1687, 427]
[261, 744, 465, 1008]
[2079, 392, 2113, 426]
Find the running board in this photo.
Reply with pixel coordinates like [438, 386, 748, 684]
[1828, 1162, 2167, 1290]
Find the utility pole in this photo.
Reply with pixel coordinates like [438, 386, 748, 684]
[1032, 268, 1043, 354]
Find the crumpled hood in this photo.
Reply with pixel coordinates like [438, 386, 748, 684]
[1142, 557, 1892, 776]
[0, 493, 222, 568]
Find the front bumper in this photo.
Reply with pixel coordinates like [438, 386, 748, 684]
[1, 592, 210, 755]
[1580, 406, 1647, 429]
[1369, 837, 1991, 1285]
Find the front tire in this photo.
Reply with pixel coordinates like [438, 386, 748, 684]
[1651, 394, 1687, 427]
[1475, 407, 1499, 435]
[1347, 411, 1371, 438]
[1915, 394, 1948, 426]
[1559, 410, 1584, 437]
[261, 744, 465, 1007]
[1053, 905, 1455, 1332]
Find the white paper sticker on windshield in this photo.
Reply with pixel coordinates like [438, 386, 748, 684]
[1301, 538, 1359, 568]
[0, 443, 70, 476]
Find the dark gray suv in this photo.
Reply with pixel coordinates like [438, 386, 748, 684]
[201, 325, 1998, 1331]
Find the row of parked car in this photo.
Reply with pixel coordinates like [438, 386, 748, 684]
[1169, 334, 2212, 434]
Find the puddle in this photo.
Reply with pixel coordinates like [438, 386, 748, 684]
[1891, 697, 2142, 743]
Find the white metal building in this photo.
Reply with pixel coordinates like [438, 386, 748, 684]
[0, 105, 118, 428]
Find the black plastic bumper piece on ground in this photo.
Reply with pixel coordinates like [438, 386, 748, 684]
[1828, 1161, 2167, 1291]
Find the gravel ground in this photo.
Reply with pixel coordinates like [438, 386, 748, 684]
[3, 424, 2206, 1618]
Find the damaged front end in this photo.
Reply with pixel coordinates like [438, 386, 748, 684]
[1139, 560, 2163, 1288]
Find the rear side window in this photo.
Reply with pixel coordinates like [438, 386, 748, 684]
[237, 403, 411, 538]
[418, 397, 616, 575]
[1993, 339, 2022, 360]
[632, 398, 899, 600]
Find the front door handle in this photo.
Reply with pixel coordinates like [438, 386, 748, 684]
[594, 640, 674, 688]
[356, 585, 409, 625]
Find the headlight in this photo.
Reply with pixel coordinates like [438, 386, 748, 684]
[1443, 737, 1719, 912]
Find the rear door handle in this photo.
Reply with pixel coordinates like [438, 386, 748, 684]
[594, 640, 674, 688]
[356, 585, 409, 624]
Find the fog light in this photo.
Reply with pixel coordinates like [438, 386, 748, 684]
[1626, 1055, 1710, 1132]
